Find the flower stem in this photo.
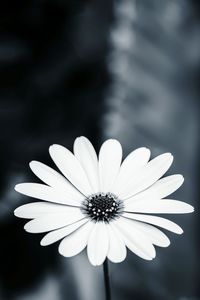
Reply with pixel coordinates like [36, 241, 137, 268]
[103, 258, 111, 300]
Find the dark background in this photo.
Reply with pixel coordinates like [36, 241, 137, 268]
[0, 0, 199, 299]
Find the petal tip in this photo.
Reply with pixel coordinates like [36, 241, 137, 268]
[146, 147, 151, 154]
[14, 184, 20, 192]
[29, 160, 37, 168]
[13, 209, 19, 217]
[40, 239, 47, 246]
[160, 238, 170, 248]
[58, 245, 65, 257]
[88, 260, 101, 267]
[164, 152, 173, 160]
[49, 145, 56, 156]
[139, 147, 151, 157]
[77, 136, 87, 140]
[143, 146, 150, 151]
[180, 175, 184, 185]
[190, 206, 195, 213]
[49, 144, 58, 151]
[105, 138, 121, 145]
[24, 225, 29, 232]
[24, 222, 34, 233]
[146, 256, 154, 261]
[14, 183, 26, 194]
[152, 251, 156, 259]
[182, 203, 194, 214]
[49, 144, 63, 156]
[166, 239, 171, 247]
[49, 145, 54, 151]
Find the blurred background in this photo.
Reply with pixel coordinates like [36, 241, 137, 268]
[0, 0, 199, 299]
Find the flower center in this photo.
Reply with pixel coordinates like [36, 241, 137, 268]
[81, 192, 124, 223]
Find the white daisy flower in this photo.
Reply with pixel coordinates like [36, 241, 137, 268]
[14, 137, 194, 266]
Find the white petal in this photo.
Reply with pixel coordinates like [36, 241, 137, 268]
[123, 213, 183, 234]
[99, 139, 122, 193]
[107, 224, 127, 263]
[125, 199, 194, 214]
[126, 219, 170, 247]
[114, 218, 156, 260]
[87, 222, 109, 266]
[29, 161, 83, 199]
[41, 219, 88, 246]
[119, 153, 173, 199]
[24, 211, 84, 233]
[112, 147, 150, 194]
[15, 183, 82, 206]
[14, 202, 80, 219]
[59, 221, 93, 257]
[49, 144, 92, 196]
[125, 175, 184, 204]
[73, 136, 99, 193]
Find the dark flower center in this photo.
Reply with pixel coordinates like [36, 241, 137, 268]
[81, 192, 124, 223]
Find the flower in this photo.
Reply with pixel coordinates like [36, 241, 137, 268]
[14, 137, 194, 266]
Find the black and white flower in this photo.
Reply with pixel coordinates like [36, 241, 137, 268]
[14, 137, 194, 266]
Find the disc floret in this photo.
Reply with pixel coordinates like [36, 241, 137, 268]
[82, 192, 124, 222]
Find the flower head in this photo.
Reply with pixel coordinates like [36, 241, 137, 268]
[14, 137, 194, 266]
